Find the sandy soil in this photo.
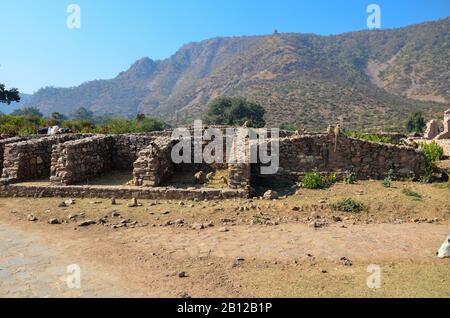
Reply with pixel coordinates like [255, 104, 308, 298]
[0, 180, 449, 298]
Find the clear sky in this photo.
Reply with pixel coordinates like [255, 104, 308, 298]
[1, 0, 449, 94]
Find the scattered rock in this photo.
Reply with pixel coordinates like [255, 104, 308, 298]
[77, 220, 96, 227]
[206, 172, 214, 181]
[178, 201, 185, 206]
[340, 257, 353, 266]
[111, 197, 117, 205]
[48, 218, 61, 225]
[178, 271, 188, 278]
[193, 171, 207, 184]
[161, 211, 170, 215]
[127, 198, 140, 207]
[332, 215, 342, 222]
[174, 219, 184, 226]
[218, 227, 229, 232]
[111, 211, 121, 217]
[291, 206, 301, 211]
[64, 199, 75, 206]
[27, 214, 37, 222]
[58, 202, 67, 208]
[263, 190, 279, 200]
[191, 223, 204, 230]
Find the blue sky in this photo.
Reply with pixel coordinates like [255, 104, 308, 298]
[1, 0, 449, 94]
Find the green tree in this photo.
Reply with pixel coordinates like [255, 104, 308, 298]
[72, 107, 94, 121]
[51, 112, 68, 123]
[205, 96, 266, 128]
[11, 107, 43, 118]
[0, 84, 20, 105]
[406, 112, 426, 133]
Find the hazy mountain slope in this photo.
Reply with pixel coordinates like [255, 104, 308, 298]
[21, 17, 450, 130]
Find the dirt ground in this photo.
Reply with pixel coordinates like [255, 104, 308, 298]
[0, 180, 449, 298]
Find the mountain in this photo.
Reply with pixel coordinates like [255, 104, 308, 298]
[21, 17, 450, 131]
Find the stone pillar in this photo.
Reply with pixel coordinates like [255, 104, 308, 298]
[424, 119, 440, 139]
[436, 109, 450, 140]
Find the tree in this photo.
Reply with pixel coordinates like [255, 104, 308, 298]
[72, 107, 94, 121]
[0, 84, 20, 105]
[205, 96, 266, 128]
[51, 112, 68, 123]
[406, 112, 426, 133]
[11, 107, 43, 118]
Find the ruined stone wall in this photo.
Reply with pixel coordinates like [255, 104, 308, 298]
[50, 136, 114, 185]
[0, 136, 37, 173]
[269, 134, 424, 180]
[112, 132, 172, 170]
[1, 134, 89, 181]
[133, 137, 176, 186]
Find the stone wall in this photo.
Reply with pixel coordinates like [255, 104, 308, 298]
[0, 184, 248, 200]
[133, 137, 176, 186]
[50, 136, 114, 185]
[0, 136, 37, 173]
[1, 134, 89, 181]
[112, 132, 172, 170]
[253, 133, 424, 181]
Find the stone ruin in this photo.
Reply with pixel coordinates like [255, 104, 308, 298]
[414, 109, 450, 156]
[0, 126, 426, 199]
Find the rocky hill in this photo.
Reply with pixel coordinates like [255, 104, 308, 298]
[21, 17, 450, 131]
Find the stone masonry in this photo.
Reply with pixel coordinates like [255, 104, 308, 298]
[50, 135, 114, 185]
[1, 134, 88, 181]
[132, 137, 176, 186]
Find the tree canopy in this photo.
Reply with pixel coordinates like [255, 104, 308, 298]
[406, 112, 426, 133]
[0, 84, 20, 105]
[11, 107, 43, 118]
[204, 96, 266, 128]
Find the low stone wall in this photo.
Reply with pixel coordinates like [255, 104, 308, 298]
[50, 136, 114, 185]
[253, 133, 424, 181]
[0, 184, 247, 200]
[133, 137, 176, 186]
[112, 132, 172, 170]
[1, 134, 90, 181]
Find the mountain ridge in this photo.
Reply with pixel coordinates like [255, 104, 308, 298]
[19, 17, 450, 130]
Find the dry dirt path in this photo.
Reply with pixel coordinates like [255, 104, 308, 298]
[0, 217, 449, 297]
[0, 221, 128, 298]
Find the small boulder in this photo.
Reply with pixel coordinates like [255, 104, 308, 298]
[263, 190, 279, 200]
[27, 214, 37, 222]
[193, 171, 207, 184]
[77, 220, 96, 227]
[48, 218, 61, 225]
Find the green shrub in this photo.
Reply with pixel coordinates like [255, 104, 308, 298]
[402, 188, 422, 201]
[334, 198, 365, 213]
[381, 169, 394, 188]
[346, 131, 395, 144]
[300, 172, 337, 189]
[419, 141, 444, 183]
[343, 171, 357, 184]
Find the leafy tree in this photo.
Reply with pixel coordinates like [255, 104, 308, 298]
[72, 107, 94, 121]
[51, 112, 68, 123]
[11, 107, 43, 118]
[205, 96, 265, 128]
[0, 84, 20, 105]
[406, 112, 426, 133]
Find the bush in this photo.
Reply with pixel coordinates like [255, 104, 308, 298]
[402, 188, 422, 201]
[300, 172, 337, 189]
[420, 141, 444, 183]
[343, 171, 357, 184]
[346, 131, 395, 144]
[381, 169, 394, 188]
[334, 198, 365, 213]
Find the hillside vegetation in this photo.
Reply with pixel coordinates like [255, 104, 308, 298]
[19, 17, 450, 131]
